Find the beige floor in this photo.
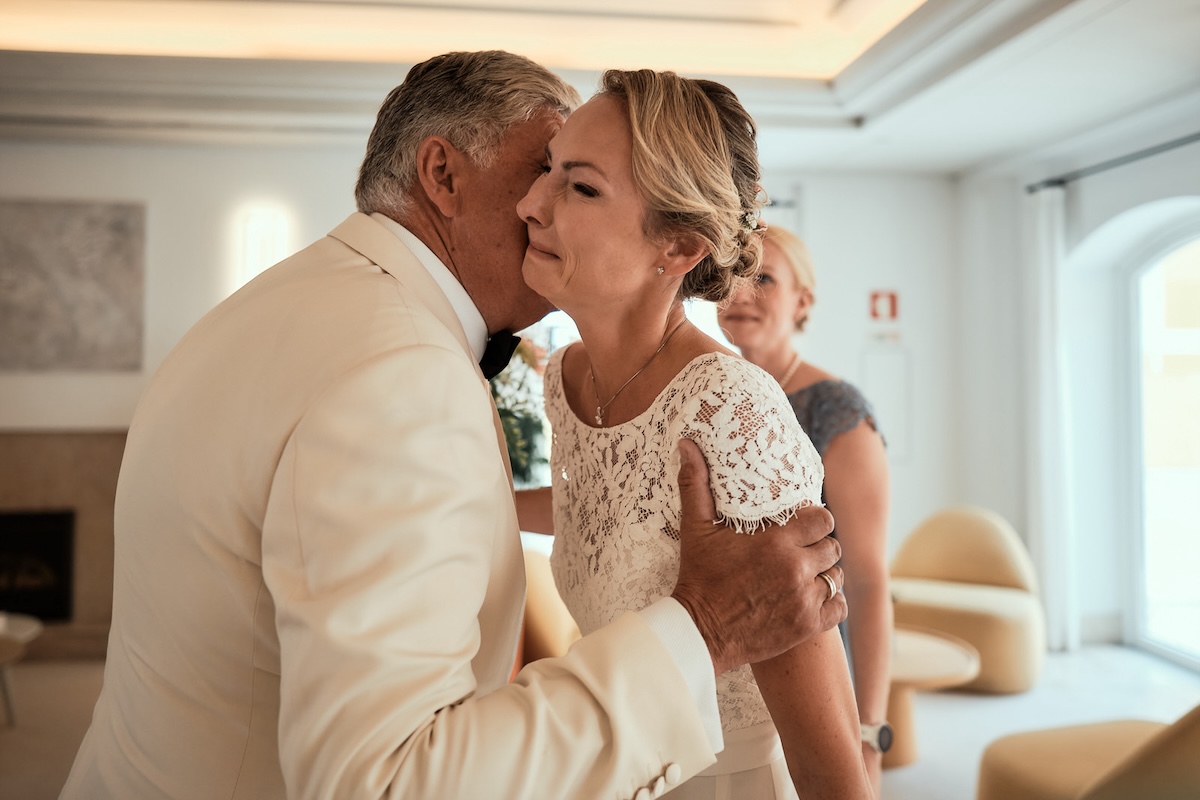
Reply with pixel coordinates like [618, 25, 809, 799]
[0, 660, 104, 800]
[2, 645, 1199, 799]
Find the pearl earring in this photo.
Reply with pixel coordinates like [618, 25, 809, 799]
[657, 266, 665, 275]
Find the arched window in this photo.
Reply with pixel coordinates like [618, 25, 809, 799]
[1053, 197, 1200, 661]
[1135, 236, 1200, 669]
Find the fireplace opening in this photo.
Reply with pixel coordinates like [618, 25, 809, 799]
[0, 510, 74, 621]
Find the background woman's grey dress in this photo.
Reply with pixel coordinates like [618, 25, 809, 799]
[787, 379, 884, 677]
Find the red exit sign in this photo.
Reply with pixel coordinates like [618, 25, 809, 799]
[870, 290, 898, 321]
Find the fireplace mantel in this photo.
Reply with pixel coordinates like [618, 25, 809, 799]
[0, 432, 124, 659]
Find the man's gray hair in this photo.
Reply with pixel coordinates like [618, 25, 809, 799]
[355, 50, 580, 219]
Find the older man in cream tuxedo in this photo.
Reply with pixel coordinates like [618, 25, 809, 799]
[61, 51, 846, 800]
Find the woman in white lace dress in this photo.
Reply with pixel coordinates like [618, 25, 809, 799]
[515, 70, 872, 799]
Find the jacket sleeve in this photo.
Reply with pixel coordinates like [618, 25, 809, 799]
[262, 343, 716, 799]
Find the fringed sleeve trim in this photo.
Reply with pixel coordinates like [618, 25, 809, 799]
[713, 498, 823, 536]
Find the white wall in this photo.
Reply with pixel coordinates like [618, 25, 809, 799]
[0, 139, 362, 429]
[760, 173, 961, 553]
[1070, 135, 1200, 251]
[953, 174, 1027, 526]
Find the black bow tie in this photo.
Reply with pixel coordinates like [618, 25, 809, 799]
[479, 331, 521, 380]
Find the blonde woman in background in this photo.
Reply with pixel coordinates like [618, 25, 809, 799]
[718, 225, 893, 795]
[516, 70, 872, 799]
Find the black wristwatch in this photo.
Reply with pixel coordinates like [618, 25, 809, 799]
[861, 722, 894, 753]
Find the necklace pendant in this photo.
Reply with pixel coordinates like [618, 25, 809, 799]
[595, 407, 604, 426]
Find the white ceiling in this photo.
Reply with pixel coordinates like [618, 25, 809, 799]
[0, 0, 930, 79]
[0, 0, 1198, 173]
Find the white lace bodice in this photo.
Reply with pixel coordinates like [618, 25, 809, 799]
[545, 349, 824, 732]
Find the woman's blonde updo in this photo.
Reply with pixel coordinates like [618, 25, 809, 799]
[599, 69, 765, 304]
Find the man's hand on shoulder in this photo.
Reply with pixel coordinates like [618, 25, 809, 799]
[671, 438, 846, 675]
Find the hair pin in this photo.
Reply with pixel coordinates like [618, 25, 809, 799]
[740, 210, 767, 232]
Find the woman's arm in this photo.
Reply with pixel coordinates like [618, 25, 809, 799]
[686, 358, 872, 796]
[514, 486, 555, 535]
[822, 419, 892, 794]
[752, 627, 873, 798]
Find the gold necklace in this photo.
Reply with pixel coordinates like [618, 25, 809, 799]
[777, 352, 801, 389]
[591, 318, 688, 426]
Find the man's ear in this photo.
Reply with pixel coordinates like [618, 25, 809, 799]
[415, 135, 465, 218]
[659, 236, 709, 277]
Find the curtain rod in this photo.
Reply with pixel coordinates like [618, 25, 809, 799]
[1025, 130, 1200, 194]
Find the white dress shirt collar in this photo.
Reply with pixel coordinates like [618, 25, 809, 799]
[371, 212, 489, 364]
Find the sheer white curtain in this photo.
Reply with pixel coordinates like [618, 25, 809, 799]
[1023, 186, 1080, 652]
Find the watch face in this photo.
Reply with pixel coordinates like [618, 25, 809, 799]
[877, 723, 894, 753]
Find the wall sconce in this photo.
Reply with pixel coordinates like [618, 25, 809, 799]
[234, 204, 291, 291]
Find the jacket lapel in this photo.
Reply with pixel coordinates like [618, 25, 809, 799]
[327, 213, 514, 486]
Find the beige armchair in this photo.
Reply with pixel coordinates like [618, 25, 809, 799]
[521, 547, 581, 664]
[889, 505, 1046, 693]
[977, 703, 1200, 799]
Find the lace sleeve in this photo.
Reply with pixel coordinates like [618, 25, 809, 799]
[679, 356, 824, 534]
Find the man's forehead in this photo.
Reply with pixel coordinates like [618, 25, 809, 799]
[511, 110, 563, 150]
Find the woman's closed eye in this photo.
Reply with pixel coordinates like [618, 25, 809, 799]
[572, 182, 599, 198]
[756, 273, 776, 286]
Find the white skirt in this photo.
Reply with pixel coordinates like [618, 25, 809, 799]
[662, 721, 796, 800]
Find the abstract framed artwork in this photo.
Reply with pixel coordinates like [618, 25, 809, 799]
[0, 199, 144, 372]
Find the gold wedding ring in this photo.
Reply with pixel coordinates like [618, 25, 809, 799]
[818, 571, 838, 602]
